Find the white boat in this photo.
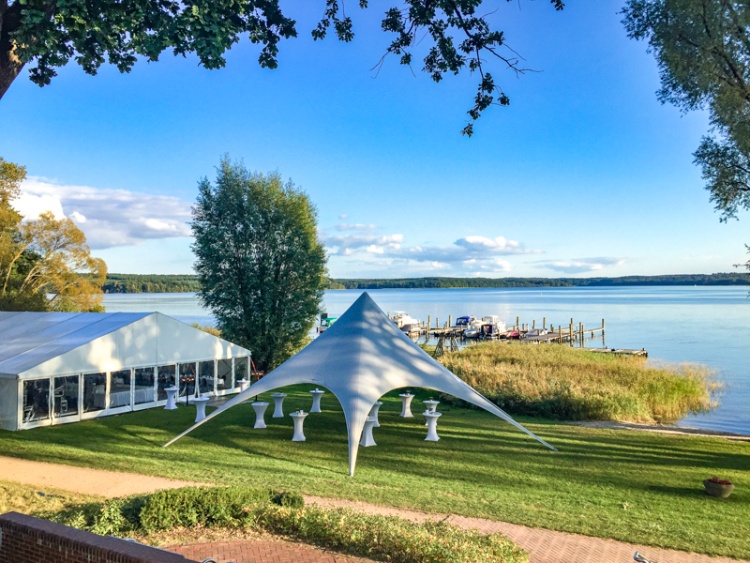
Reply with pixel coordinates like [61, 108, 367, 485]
[465, 315, 507, 339]
[389, 311, 421, 333]
[452, 315, 482, 336]
[523, 328, 549, 338]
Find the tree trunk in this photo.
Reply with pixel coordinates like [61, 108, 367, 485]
[0, 2, 24, 101]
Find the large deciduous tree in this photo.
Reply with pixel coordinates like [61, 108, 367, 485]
[0, 1, 563, 134]
[0, 156, 107, 311]
[191, 159, 327, 372]
[623, 0, 750, 222]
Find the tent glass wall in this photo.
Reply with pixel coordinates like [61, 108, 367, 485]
[198, 361, 214, 394]
[53, 375, 79, 418]
[110, 369, 132, 409]
[23, 379, 49, 423]
[83, 372, 107, 412]
[179, 363, 196, 397]
[157, 365, 176, 401]
[134, 367, 155, 405]
[236, 356, 249, 382]
[217, 359, 232, 392]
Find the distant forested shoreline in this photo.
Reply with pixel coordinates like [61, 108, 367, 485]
[103, 273, 748, 293]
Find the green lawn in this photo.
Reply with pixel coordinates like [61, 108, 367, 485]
[1, 385, 748, 558]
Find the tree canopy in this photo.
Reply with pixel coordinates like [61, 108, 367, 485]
[0, 156, 107, 311]
[191, 158, 327, 372]
[1, 1, 563, 134]
[623, 0, 750, 221]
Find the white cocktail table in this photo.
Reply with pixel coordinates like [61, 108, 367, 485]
[424, 411, 442, 441]
[309, 388, 325, 413]
[399, 393, 414, 418]
[360, 416, 378, 447]
[164, 386, 179, 410]
[290, 410, 309, 441]
[271, 393, 287, 418]
[423, 399, 439, 425]
[251, 401, 269, 429]
[193, 396, 210, 423]
[368, 401, 383, 427]
[237, 379, 249, 392]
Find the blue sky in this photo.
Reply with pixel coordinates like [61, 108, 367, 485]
[2, 2, 747, 278]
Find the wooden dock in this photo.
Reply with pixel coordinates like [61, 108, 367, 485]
[414, 315, 647, 357]
[585, 348, 648, 357]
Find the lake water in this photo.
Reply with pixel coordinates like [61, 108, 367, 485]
[103, 286, 750, 435]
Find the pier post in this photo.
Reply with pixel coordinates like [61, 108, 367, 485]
[543, 317, 547, 330]
[516, 316, 520, 330]
[579, 323, 584, 347]
[532, 320, 536, 330]
[602, 319, 605, 335]
[569, 322, 574, 347]
[448, 315, 452, 328]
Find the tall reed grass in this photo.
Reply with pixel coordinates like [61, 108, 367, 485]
[440, 343, 718, 423]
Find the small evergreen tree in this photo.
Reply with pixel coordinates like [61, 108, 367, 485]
[191, 158, 327, 371]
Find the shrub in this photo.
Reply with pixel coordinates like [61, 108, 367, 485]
[272, 490, 305, 509]
[254, 504, 528, 563]
[138, 486, 275, 532]
[440, 342, 718, 423]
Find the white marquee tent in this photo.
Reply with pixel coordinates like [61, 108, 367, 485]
[166, 293, 556, 475]
[0, 311, 251, 431]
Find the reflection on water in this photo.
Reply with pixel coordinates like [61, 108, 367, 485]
[104, 286, 750, 435]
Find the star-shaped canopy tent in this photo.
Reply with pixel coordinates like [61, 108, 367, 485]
[164, 292, 556, 475]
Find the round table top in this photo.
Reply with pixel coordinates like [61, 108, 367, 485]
[271, 393, 287, 397]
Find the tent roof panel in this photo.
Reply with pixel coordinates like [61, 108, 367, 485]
[0, 312, 151, 376]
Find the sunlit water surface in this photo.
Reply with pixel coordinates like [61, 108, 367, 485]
[104, 286, 750, 435]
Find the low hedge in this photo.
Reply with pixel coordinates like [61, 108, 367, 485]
[43, 486, 527, 563]
[43, 486, 300, 535]
[255, 504, 528, 563]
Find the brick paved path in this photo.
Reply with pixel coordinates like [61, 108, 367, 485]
[170, 538, 374, 563]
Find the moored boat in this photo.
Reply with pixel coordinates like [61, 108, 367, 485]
[389, 311, 421, 333]
[316, 316, 337, 334]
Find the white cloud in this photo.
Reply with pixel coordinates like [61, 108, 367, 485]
[15, 189, 65, 220]
[324, 225, 540, 276]
[69, 211, 87, 223]
[324, 232, 403, 255]
[19, 177, 193, 249]
[538, 257, 626, 274]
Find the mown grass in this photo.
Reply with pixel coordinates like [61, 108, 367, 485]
[0, 481, 102, 516]
[440, 342, 718, 423]
[0, 386, 747, 558]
